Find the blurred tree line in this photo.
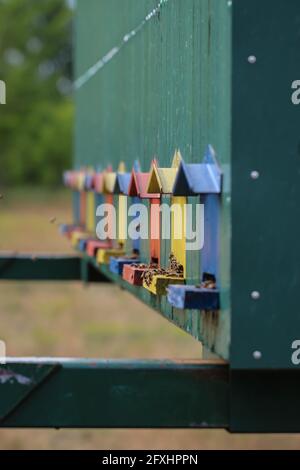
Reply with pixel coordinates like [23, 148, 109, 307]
[0, 0, 73, 186]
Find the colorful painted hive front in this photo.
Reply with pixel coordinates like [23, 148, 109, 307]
[72, 0, 231, 360]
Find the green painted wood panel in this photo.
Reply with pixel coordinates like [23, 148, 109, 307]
[75, 0, 231, 359]
[231, 0, 300, 369]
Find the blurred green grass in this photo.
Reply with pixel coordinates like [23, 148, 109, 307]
[0, 188, 300, 449]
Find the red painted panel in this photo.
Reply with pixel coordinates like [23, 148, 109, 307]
[123, 264, 146, 286]
[128, 171, 160, 199]
[86, 240, 112, 257]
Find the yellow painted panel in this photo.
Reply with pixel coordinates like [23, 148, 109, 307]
[86, 191, 96, 232]
[171, 149, 182, 168]
[97, 248, 125, 265]
[157, 168, 177, 194]
[147, 165, 162, 194]
[118, 161, 126, 173]
[147, 156, 180, 194]
[143, 275, 185, 296]
[104, 173, 117, 193]
[71, 231, 90, 248]
[77, 172, 86, 191]
[171, 196, 186, 275]
[118, 195, 127, 245]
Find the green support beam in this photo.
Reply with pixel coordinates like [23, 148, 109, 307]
[0, 254, 81, 281]
[0, 254, 109, 283]
[0, 359, 229, 428]
[230, 370, 300, 433]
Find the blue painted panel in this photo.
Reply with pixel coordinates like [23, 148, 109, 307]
[201, 194, 220, 285]
[72, 191, 81, 224]
[173, 146, 222, 196]
[167, 285, 220, 310]
[173, 162, 222, 196]
[114, 173, 131, 195]
[109, 257, 140, 275]
[85, 174, 94, 190]
[59, 224, 69, 235]
[133, 160, 141, 173]
[63, 171, 70, 187]
[78, 239, 89, 252]
[203, 144, 222, 190]
[109, 257, 120, 274]
[172, 162, 195, 196]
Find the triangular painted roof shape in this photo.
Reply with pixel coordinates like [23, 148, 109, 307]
[103, 171, 117, 194]
[114, 173, 131, 195]
[171, 149, 183, 169]
[173, 145, 222, 196]
[118, 161, 126, 173]
[157, 168, 178, 194]
[133, 160, 141, 173]
[147, 164, 162, 193]
[128, 170, 139, 197]
[147, 151, 182, 194]
[172, 163, 191, 196]
[128, 169, 160, 199]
